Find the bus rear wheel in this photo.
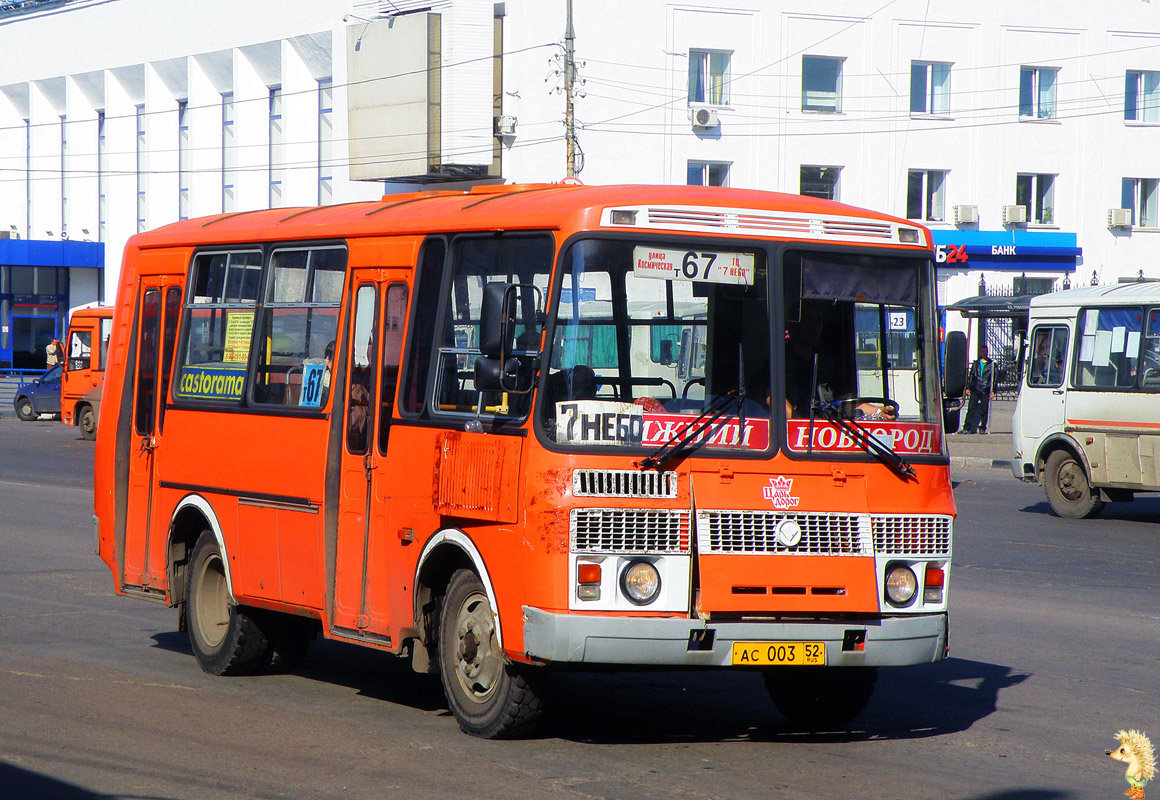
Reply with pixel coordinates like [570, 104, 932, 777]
[1044, 450, 1104, 519]
[764, 666, 877, 729]
[185, 531, 270, 676]
[79, 406, 96, 440]
[437, 569, 544, 739]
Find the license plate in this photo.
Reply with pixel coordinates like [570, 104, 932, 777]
[731, 641, 825, 666]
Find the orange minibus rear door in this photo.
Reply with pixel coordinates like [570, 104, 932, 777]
[332, 275, 409, 643]
[122, 282, 182, 592]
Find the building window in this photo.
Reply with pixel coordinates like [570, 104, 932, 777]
[178, 100, 190, 220]
[222, 92, 236, 213]
[687, 161, 729, 186]
[135, 104, 146, 233]
[689, 50, 730, 106]
[318, 78, 333, 205]
[268, 87, 283, 209]
[1125, 70, 1160, 123]
[799, 165, 841, 201]
[1122, 178, 1160, 227]
[1016, 173, 1056, 225]
[906, 169, 946, 222]
[910, 62, 950, 115]
[1019, 66, 1058, 120]
[802, 56, 843, 112]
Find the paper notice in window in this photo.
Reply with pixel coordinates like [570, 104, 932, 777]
[1093, 330, 1113, 367]
[1080, 334, 1095, 362]
[1127, 330, 1141, 356]
[223, 311, 254, 363]
[1084, 310, 1099, 336]
[1111, 326, 1126, 354]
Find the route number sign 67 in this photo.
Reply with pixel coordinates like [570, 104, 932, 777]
[633, 246, 755, 286]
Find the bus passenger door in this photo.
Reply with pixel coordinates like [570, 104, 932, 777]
[333, 275, 408, 639]
[123, 282, 182, 591]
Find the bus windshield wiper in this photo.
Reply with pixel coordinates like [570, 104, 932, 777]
[639, 389, 744, 471]
[815, 401, 916, 480]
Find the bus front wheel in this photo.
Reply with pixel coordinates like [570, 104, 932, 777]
[186, 531, 270, 676]
[764, 666, 877, 729]
[437, 569, 544, 738]
[79, 406, 96, 440]
[1044, 450, 1104, 519]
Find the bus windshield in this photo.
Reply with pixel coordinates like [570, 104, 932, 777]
[537, 238, 942, 460]
[783, 250, 943, 458]
[539, 237, 771, 453]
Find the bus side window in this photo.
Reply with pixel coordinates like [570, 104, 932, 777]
[378, 283, 408, 454]
[346, 284, 377, 455]
[252, 247, 345, 408]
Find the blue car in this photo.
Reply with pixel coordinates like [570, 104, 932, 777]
[13, 364, 62, 421]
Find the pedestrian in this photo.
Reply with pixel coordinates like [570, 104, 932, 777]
[962, 345, 995, 434]
[45, 337, 64, 367]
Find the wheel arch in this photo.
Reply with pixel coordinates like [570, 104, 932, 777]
[412, 529, 504, 653]
[167, 494, 233, 607]
[1034, 433, 1090, 483]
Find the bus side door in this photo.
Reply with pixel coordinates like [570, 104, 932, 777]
[333, 274, 409, 642]
[122, 282, 182, 591]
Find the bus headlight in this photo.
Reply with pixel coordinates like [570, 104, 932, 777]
[620, 560, 661, 605]
[884, 563, 918, 607]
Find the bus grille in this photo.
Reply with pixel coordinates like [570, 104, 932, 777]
[572, 469, 678, 498]
[871, 515, 952, 556]
[571, 508, 691, 553]
[701, 511, 870, 555]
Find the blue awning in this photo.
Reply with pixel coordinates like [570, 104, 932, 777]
[0, 238, 104, 269]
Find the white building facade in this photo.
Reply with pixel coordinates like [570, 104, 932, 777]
[2, 0, 1159, 365]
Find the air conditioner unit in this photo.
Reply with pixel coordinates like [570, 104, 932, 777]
[689, 105, 719, 128]
[495, 115, 517, 136]
[1002, 204, 1028, 225]
[953, 204, 979, 225]
[1108, 208, 1133, 228]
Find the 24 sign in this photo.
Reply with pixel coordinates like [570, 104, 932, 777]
[935, 244, 968, 264]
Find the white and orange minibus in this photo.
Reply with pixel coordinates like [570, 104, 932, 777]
[95, 183, 959, 738]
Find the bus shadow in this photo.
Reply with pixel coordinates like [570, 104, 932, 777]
[149, 632, 446, 712]
[542, 657, 1027, 744]
[0, 760, 130, 800]
[151, 634, 1024, 744]
[1020, 496, 1160, 522]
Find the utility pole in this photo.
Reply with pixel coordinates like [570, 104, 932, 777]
[565, 0, 576, 177]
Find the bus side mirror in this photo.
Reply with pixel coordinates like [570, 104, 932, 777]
[943, 330, 967, 399]
[479, 282, 514, 359]
[942, 330, 967, 433]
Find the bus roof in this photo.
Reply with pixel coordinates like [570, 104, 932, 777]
[129, 183, 930, 251]
[1029, 282, 1160, 310]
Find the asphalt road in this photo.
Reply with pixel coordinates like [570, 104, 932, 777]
[1, 417, 1158, 800]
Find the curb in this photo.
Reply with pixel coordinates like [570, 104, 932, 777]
[950, 456, 1012, 470]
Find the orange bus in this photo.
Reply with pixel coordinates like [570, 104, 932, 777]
[95, 183, 959, 738]
[62, 305, 113, 439]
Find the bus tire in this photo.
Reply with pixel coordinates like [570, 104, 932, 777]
[437, 569, 544, 739]
[15, 397, 36, 421]
[79, 406, 96, 440]
[186, 531, 270, 676]
[764, 666, 876, 729]
[1044, 449, 1104, 519]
